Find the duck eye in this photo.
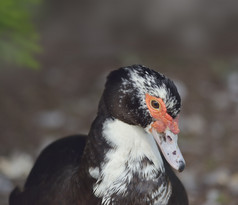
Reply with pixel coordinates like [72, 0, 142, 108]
[151, 100, 160, 109]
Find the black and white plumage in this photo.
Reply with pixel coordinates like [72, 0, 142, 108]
[9, 65, 188, 205]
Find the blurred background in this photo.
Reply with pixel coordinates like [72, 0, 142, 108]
[0, 0, 238, 204]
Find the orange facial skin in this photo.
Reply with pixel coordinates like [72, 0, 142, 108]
[145, 93, 180, 135]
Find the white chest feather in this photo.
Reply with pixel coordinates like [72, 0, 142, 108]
[89, 119, 171, 205]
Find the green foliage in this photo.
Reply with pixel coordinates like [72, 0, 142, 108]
[0, 0, 41, 69]
[216, 192, 230, 205]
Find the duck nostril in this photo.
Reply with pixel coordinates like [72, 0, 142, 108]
[167, 135, 172, 142]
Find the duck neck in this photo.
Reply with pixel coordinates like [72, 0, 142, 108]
[84, 117, 172, 204]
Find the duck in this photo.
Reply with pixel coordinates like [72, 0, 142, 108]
[9, 65, 189, 205]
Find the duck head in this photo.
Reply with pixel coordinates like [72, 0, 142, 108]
[100, 65, 185, 172]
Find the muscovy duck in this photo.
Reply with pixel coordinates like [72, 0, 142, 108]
[9, 65, 188, 205]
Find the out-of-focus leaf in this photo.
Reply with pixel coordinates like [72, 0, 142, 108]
[0, 0, 41, 69]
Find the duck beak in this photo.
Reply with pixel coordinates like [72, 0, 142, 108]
[145, 93, 185, 171]
[151, 127, 186, 172]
